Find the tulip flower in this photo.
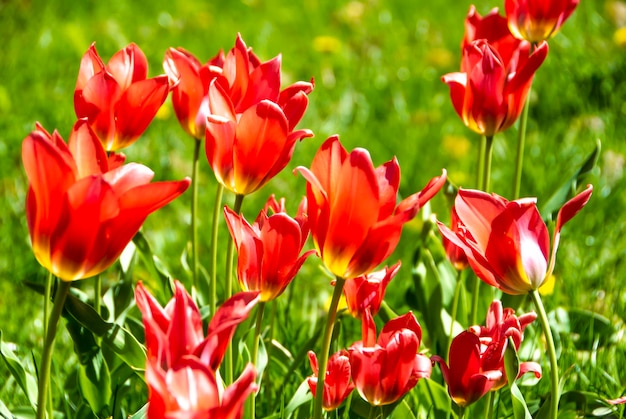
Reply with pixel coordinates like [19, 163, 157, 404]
[136, 281, 260, 419]
[432, 331, 503, 407]
[307, 349, 355, 411]
[135, 281, 260, 371]
[22, 120, 190, 281]
[442, 208, 469, 271]
[506, 0, 580, 43]
[224, 196, 315, 301]
[164, 47, 225, 140]
[146, 359, 257, 419]
[74, 43, 170, 151]
[442, 38, 548, 137]
[437, 186, 593, 294]
[205, 33, 314, 195]
[469, 300, 542, 390]
[342, 262, 401, 318]
[296, 135, 446, 279]
[462, 5, 521, 63]
[349, 310, 431, 406]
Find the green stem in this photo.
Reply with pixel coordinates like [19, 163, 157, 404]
[36, 280, 71, 419]
[477, 135, 486, 189]
[313, 276, 346, 419]
[209, 183, 224, 318]
[530, 290, 559, 419]
[43, 272, 52, 419]
[263, 301, 277, 409]
[448, 269, 464, 357]
[248, 302, 266, 419]
[191, 139, 202, 299]
[458, 406, 466, 419]
[485, 390, 494, 419]
[94, 274, 101, 316]
[512, 87, 532, 199]
[224, 193, 245, 385]
[482, 135, 494, 193]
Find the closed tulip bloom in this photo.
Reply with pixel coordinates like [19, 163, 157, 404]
[74, 43, 170, 151]
[437, 186, 593, 294]
[296, 136, 446, 279]
[432, 331, 503, 407]
[506, 0, 579, 43]
[22, 120, 190, 281]
[307, 349, 355, 411]
[224, 196, 315, 301]
[469, 300, 542, 390]
[205, 34, 314, 195]
[343, 262, 401, 318]
[349, 310, 431, 406]
[164, 47, 225, 140]
[442, 39, 548, 137]
[463, 5, 521, 63]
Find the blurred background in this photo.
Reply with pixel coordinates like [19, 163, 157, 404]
[1, 0, 625, 411]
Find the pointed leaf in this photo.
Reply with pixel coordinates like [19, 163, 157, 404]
[78, 350, 112, 416]
[0, 331, 38, 411]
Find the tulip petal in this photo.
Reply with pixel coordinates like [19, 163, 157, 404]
[107, 43, 148, 90]
[68, 120, 109, 177]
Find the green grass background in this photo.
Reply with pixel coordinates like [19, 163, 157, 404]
[1, 0, 625, 413]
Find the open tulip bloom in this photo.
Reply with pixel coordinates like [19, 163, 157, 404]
[22, 120, 190, 281]
[204, 33, 314, 195]
[506, 0, 580, 43]
[437, 186, 593, 295]
[135, 281, 260, 418]
[224, 195, 315, 301]
[296, 135, 446, 279]
[307, 349, 355, 411]
[74, 43, 170, 151]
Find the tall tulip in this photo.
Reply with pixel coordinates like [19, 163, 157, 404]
[22, 120, 190, 281]
[296, 135, 446, 280]
[442, 38, 548, 137]
[349, 310, 431, 406]
[224, 196, 315, 301]
[205, 33, 314, 195]
[74, 43, 170, 151]
[506, 0, 580, 43]
[437, 186, 593, 295]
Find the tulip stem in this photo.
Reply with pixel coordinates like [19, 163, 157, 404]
[248, 301, 266, 419]
[477, 135, 486, 190]
[94, 274, 101, 316]
[313, 276, 346, 419]
[458, 406, 466, 419]
[224, 193, 245, 385]
[530, 289, 559, 419]
[485, 390, 494, 419]
[191, 139, 201, 301]
[513, 86, 532, 199]
[36, 280, 71, 419]
[482, 135, 494, 193]
[448, 269, 464, 357]
[210, 183, 224, 318]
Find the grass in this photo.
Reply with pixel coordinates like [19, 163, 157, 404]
[1, 0, 625, 416]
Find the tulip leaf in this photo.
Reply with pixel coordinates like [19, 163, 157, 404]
[132, 231, 175, 303]
[78, 350, 111, 417]
[504, 337, 532, 419]
[283, 379, 312, 417]
[566, 308, 615, 350]
[128, 404, 148, 419]
[0, 331, 38, 411]
[540, 139, 600, 221]
[0, 399, 13, 418]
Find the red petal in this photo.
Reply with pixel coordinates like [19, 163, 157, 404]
[107, 43, 149, 90]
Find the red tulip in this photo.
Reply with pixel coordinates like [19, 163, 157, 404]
[296, 135, 446, 279]
[506, 0, 579, 43]
[307, 349, 355, 411]
[442, 207, 469, 271]
[469, 300, 541, 390]
[349, 310, 431, 406]
[205, 34, 314, 195]
[437, 186, 593, 294]
[224, 195, 315, 301]
[164, 47, 225, 140]
[22, 120, 190, 281]
[135, 281, 260, 418]
[342, 262, 400, 318]
[442, 38, 548, 137]
[74, 43, 170, 151]
[146, 359, 256, 419]
[432, 331, 503, 407]
[462, 6, 521, 66]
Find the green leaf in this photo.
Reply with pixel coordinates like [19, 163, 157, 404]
[504, 337, 532, 419]
[0, 331, 38, 411]
[78, 350, 112, 417]
[283, 379, 312, 417]
[540, 139, 600, 220]
[128, 404, 148, 419]
[101, 324, 146, 374]
[567, 308, 616, 350]
[0, 397, 14, 418]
